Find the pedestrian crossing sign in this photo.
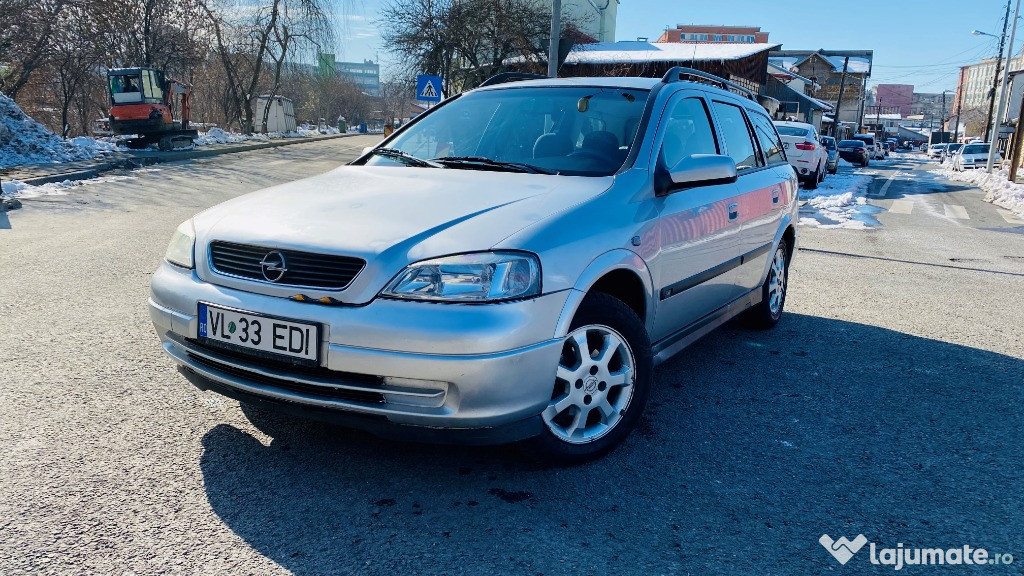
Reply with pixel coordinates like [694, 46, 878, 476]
[416, 75, 443, 103]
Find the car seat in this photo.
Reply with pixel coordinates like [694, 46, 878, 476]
[534, 133, 573, 158]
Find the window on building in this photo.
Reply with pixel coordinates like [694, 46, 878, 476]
[726, 35, 735, 41]
[712, 34, 722, 41]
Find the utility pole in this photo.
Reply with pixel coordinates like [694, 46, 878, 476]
[985, 1, 1012, 141]
[876, 97, 882, 138]
[1008, 85, 1024, 180]
[989, 0, 1022, 172]
[832, 57, 850, 138]
[941, 91, 947, 143]
[547, 0, 561, 78]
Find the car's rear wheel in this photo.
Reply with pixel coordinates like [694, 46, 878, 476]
[526, 293, 653, 464]
[743, 239, 789, 329]
[804, 168, 820, 189]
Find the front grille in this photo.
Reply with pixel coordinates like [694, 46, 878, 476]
[209, 241, 365, 290]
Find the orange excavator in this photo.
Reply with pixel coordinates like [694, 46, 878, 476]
[107, 67, 197, 150]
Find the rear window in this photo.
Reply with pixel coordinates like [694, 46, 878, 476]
[838, 140, 865, 147]
[775, 125, 810, 137]
[962, 144, 989, 154]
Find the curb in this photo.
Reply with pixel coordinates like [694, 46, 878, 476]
[10, 132, 358, 187]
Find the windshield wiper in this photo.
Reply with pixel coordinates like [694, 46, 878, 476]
[432, 156, 554, 174]
[369, 147, 444, 168]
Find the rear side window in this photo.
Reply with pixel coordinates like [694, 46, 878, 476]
[749, 112, 787, 165]
[659, 97, 718, 168]
[713, 101, 760, 172]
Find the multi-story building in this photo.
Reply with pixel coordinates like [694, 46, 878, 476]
[335, 60, 381, 97]
[656, 25, 769, 44]
[954, 52, 1024, 112]
[769, 49, 873, 131]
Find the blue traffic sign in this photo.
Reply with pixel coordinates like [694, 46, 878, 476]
[416, 75, 443, 102]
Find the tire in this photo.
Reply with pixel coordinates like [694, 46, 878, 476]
[525, 292, 653, 465]
[804, 168, 819, 189]
[742, 239, 789, 330]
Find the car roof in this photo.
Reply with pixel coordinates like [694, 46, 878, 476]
[473, 76, 662, 92]
[773, 120, 814, 128]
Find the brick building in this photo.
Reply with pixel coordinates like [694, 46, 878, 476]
[657, 25, 769, 44]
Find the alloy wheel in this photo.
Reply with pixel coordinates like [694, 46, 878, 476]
[768, 247, 786, 316]
[542, 325, 636, 444]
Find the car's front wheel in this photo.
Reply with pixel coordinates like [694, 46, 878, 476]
[526, 293, 653, 464]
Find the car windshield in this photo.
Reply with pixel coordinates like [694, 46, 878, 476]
[775, 126, 809, 137]
[365, 86, 651, 176]
[962, 144, 988, 154]
[838, 140, 864, 147]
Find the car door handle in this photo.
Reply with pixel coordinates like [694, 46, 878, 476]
[728, 203, 739, 220]
[771, 189, 781, 204]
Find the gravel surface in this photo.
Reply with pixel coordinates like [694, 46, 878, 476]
[1, 141, 1021, 575]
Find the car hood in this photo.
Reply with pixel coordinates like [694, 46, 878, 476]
[193, 165, 613, 302]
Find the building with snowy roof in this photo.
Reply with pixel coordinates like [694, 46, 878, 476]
[768, 49, 873, 132]
[561, 41, 781, 93]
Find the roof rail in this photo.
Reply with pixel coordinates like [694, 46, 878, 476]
[661, 67, 756, 101]
[479, 72, 548, 88]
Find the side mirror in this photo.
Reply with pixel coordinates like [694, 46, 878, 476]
[660, 154, 738, 195]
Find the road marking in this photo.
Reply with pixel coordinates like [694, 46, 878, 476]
[870, 172, 900, 198]
[944, 204, 970, 220]
[998, 209, 1024, 225]
[888, 199, 915, 214]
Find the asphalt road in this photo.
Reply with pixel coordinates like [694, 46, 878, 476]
[1, 141, 1022, 575]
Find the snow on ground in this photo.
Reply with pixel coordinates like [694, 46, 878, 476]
[193, 125, 338, 146]
[0, 93, 118, 168]
[940, 165, 1024, 217]
[1, 168, 162, 200]
[798, 170, 876, 230]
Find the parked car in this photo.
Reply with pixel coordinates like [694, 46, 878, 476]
[820, 135, 839, 174]
[927, 143, 949, 160]
[837, 139, 871, 167]
[952, 142, 1000, 171]
[939, 143, 963, 164]
[882, 142, 891, 157]
[774, 120, 828, 188]
[852, 133, 884, 159]
[149, 69, 800, 463]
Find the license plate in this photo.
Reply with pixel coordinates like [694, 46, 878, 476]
[198, 303, 320, 362]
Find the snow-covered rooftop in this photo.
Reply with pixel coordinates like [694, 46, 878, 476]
[566, 42, 781, 65]
[768, 53, 872, 74]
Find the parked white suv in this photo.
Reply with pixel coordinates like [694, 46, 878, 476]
[150, 69, 799, 462]
[773, 120, 827, 189]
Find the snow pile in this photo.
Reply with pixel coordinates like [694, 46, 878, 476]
[195, 127, 251, 145]
[798, 171, 874, 229]
[940, 165, 1024, 217]
[0, 179, 77, 199]
[0, 93, 118, 167]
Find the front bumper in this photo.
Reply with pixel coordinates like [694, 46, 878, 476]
[150, 262, 569, 443]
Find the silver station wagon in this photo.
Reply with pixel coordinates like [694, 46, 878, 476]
[150, 68, 799, 463]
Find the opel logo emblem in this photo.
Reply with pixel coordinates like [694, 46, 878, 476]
[259, 250, 288, 282]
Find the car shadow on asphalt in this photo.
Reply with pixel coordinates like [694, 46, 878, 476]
[198, 313, 1023, 574]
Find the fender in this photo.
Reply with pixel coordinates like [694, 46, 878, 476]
[552, 249, 655, 338]
[758, 209, 797, 283]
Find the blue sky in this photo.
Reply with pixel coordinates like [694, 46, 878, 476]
[336, 0, 1021, 91]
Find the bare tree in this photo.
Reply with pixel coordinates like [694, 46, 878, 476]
[379, 0, 575, 95]
[0, 0, 68, 100]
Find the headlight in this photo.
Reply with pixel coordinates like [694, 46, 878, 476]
[165, 220, 196, 269]
[382, 252, 540, 302]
